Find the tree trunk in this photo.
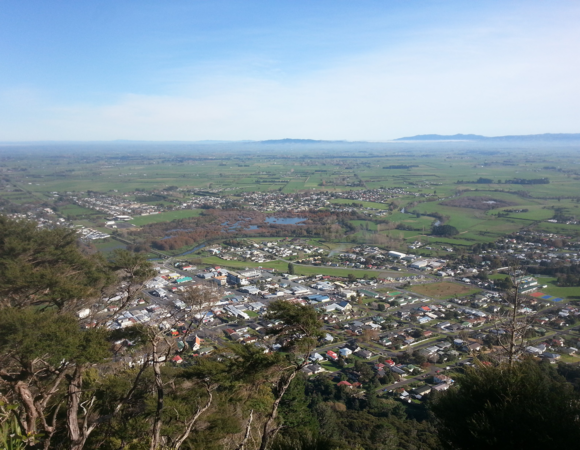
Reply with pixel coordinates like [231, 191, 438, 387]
[14, 381, 38, 437]
[150, 341, 164, 450]
[258, 370, 298, 450]
[67, 365, 86, 450]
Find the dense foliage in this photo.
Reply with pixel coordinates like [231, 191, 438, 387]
[431, 360, 580, 450]
[431, 225, 459, 237]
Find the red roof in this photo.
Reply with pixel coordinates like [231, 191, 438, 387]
[337, 381, 352, 387]
[172, 355, 183, 362]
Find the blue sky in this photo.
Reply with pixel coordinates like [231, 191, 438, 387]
[0, 0, 579, 140]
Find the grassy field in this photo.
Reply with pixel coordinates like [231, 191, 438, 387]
[409, 282, 480, 299]
[58, 204, 101, 218]
[350, 220, 378, 231]
[93, 239, 127, 253]
[534, 277, 580, 299]
[0, 191, 41, 204]
[198, 256, 407, 278]
[488, 274, 580, 300]
[130, 209, 202, 226]
[282, 180, 306, 193]
[331, 199, 389, 210]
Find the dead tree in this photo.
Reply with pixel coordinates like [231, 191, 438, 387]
[495, 266, 536, 367]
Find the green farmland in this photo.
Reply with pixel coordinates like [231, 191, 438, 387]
[1, 141, 579, 257]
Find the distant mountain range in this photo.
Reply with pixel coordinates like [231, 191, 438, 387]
[2, 134, 580, 145]
[258, 134, 580, 144]
[395, 133, 580, 142]
[258, 138, 351, 144]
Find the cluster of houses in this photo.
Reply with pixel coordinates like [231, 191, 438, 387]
[534, 304, 580, 329]
[84, 253, 580, 388]
[241, 192, 331, 212]
[336, 247, 461, 278]
[78, 226, 110, 241]
[68, 192, 163, 218]
[238, 188, 417, 213]
[4, 207, 70, 230]
[398, 373, 455, 401]
[524, 320, 580, 362]
[333, 187, 417, 203]
[178, 194, 226, 210]
[4, 207, 113, 242]
[207, 240, 326, 264]
[491, 231, 580, 265]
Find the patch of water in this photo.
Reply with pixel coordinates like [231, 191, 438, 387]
[265, 217, 306, 225]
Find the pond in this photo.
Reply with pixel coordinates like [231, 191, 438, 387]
[221, 221, 261, 232]
[265, 217, 306, 225]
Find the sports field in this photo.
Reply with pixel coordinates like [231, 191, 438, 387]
[409, 282, 480, 299]
[130, 209, 203, 226]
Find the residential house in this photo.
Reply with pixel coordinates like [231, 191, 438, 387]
[327, 350, 338, 361]
[339, 348, 353, 358]
[355, 349, 373, 359]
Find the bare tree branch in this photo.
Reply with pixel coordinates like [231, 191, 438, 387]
[235, 409, 254, 450]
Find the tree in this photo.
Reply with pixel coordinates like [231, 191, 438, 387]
[258, 300, 324, 450]
[0, 308, 109, 449]
[431, 225, 459, 237]
[0, 220, 156, 450]
[277, 375, 317, 432]
[412, 350, 427, 365]
[360, 329, 379, 343]
[494, 267, 535, 367]
[431, 360, 580, 449]
[353, 361, 374, 384]
[0, 216, 114, 311]
[287, 263, 295, 275]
